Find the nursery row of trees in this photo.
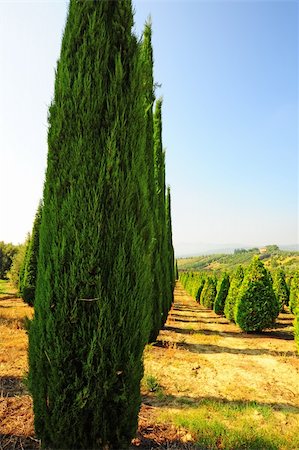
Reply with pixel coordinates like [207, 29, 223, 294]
[21, 2, 175, 449]
[180, 257, 299, 352]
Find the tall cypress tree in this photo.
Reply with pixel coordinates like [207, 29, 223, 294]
[22, 201, 43, 306]
[165, 185, 175, 315]
[29, 2, 152, 448]
[148, 97, 175, 334]
[140, 24, 164, 343]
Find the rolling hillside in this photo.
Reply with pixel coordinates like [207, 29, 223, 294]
[177, 246, 299, 274]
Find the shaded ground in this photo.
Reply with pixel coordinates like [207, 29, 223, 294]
[1, 284, 298, 449]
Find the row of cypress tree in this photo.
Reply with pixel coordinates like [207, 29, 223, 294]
[27, 2, 174, 449]
[180, 257, 292, 332]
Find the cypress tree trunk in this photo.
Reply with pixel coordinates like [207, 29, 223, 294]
[29, 1, 152, 448]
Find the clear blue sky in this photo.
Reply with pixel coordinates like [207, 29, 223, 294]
[0, 0, 298, 256]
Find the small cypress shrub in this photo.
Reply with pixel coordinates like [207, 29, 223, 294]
[289, 271, 299, 313]
[201, 276, 217, 309]
[224, 266, 244, 322]
[214, 272, 230, 315]
[235, 256, 279, 332]
[272, 268, 289, 312]
[22, 201, 43, 306]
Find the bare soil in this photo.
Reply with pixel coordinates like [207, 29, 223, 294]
[144, 283, 298, 409]
[0, 283, 298, 449]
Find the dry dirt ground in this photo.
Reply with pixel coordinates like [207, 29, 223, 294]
[0, 282, 298, 449]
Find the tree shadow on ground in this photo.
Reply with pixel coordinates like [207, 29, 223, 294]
[142, 393, 299, 414]
[0, 376, 28, 397]
[0, 295, 17, 301]
[173, 306, 204, 313]
[163, 325, 294, 341]
[154, 340, 296, 357]
[0, 435, 40, 450]
[168, 317, 200, 324]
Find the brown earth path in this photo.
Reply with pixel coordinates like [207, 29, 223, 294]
[1, 282, 299, 449]
[142, 282, 299, 410]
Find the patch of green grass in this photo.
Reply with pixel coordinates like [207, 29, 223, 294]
[142, 374, 166, 400]
[159, 399, 299, 450]
[144, 375, 160, 392]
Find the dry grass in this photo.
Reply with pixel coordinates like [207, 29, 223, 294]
[141, 283, 299, 449]
[0, 298, 35, 450]
[1, 285, 299, 449]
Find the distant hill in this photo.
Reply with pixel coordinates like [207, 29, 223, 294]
[177, 245, 299, 274]
[175, 243, 299, 258]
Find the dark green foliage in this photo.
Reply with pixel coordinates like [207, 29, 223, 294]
[28, 2, 154, 448]
[224, 266, 244, 322]
[235, 257, 279, 332]
[201, 276, 217, 309]
[289, 271, 299, 313]
[214, 273, 230, 315]
[22, 202, 43, 306]
[0, 241, 18, 279]
[272, 268, 289, 312]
